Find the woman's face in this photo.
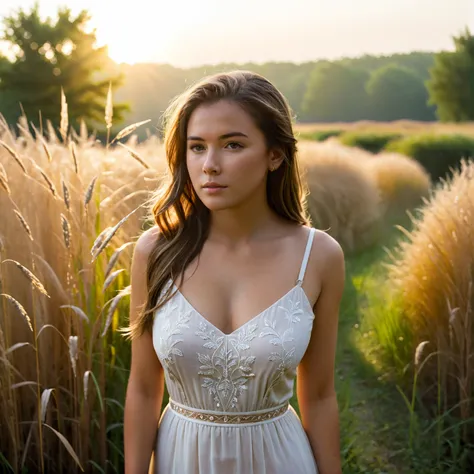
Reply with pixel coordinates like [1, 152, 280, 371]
[186, 99, 277, 211]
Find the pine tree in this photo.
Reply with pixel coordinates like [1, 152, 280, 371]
[0, 3, 128, 129]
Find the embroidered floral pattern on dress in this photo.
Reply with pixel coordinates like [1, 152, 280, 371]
[195, 321, 258, 410]
[259, 299, 304, 402]
[155, 300, 192, 404]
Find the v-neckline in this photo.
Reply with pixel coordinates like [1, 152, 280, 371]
[171, 283, 312, 337]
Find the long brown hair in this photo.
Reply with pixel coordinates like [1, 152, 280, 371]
[126, 70, 310, 339]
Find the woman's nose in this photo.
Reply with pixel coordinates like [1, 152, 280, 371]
[202, 149, 221, 175]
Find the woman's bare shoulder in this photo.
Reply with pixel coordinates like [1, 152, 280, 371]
[311, 228, 343, 254]
[133, 226, 160, 261]
[308, 227, 345, 276]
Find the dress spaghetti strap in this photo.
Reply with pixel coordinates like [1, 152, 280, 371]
[296, 228, 316, 286]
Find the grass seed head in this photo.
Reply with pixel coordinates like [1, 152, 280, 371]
[60, 214, 71, 249]
[68, 335, 78, 377]
[1, 293, 33, 331]
[13, 210, 34, 241]
[3, 259, 50, 297]
[84, 176, 98, 206]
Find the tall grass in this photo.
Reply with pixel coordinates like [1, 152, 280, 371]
[299, 140, 382, 253]
[0, 109, 161, 472]
[371, 159, 474, 470]
[365, 152, 431, 218]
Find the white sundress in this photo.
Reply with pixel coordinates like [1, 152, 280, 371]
[151, 227, 319, 474]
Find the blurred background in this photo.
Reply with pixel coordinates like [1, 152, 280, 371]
[0, 1, 473, 474]
[0, 0, 473, 134]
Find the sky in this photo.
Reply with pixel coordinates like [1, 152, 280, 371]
[0, 0, 472, 67]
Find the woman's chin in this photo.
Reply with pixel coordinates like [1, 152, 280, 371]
[199, 195, 236, 212]
[202, 201, 232, 212]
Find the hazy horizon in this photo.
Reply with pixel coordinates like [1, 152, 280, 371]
[0, 0, 472, 67]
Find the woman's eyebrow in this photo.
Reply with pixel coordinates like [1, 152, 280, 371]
[187, 132, 249, 141]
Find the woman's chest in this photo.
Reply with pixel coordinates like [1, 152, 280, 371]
[152, 287, 315, 381]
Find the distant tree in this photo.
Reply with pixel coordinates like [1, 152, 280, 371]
[427, 28, 474, 122]
[0, 56, 11, 77]
[340, 52, 435, 80]
[108, 53, 438, 134]
[301, 62, 369, 122]
[366, 64, 435, 121]
[0, 57, 16, 121]
[0, 3, 128, 129]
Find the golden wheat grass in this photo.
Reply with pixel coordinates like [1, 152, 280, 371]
[1, 294, 33, 332]
[0, 140, 28, 174]
[69, 141, 78, 174]
[298, 140, 382, 252]
[61, 179, 70, 210]
[104, 241, 134, 280]
[13, 210, 34, 241]
[387, 158, 474, 439]
[60, 88, 68, 143]
[367, 152, 432, 215]
[102, 286, 131, 338]
[118, 142, 151, 169]
[2, 260, 50, 297]
[102, 269, 125, 293]
[0, 166, 11, 195]
[33, 163, 58, 198]
[111, 119, 152, 145]
[0, 113, 159, 472]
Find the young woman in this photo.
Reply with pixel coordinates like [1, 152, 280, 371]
[123, 70, 345, 474]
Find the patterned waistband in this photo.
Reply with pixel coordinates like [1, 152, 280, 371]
[168, 399, 289, 425]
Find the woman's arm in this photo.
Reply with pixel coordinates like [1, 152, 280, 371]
[297, 235, 345, 474]
[124, 227, 165, 474]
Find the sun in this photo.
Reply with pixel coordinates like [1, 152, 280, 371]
[93, 21, 161, 65]
[101, 37, 151, 65]
[90, 3, 194, 65]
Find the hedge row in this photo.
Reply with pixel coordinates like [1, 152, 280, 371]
[304, 130, 474, 181]
[298, 129, 343, 142]
[386, 134, 474, 181]
[339, 132, 402, 153]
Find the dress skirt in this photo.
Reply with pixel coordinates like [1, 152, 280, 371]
[152, 402, 318, 474]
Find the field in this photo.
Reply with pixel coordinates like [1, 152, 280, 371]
[295, 120, 474, 137]
[0, 118, 473, 473]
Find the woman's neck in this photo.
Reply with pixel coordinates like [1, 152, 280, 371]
[207, 198, 281, 246]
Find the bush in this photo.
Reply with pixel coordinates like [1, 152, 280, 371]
[340, 131, 403, 153]
[386, 133, 474, 181]
[298, 129, 343, 142]
[366, 152, 431, 216]
[298, 140, 382, 253]
[384, 159, 474, 446]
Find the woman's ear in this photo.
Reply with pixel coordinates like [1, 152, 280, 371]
[268, 149, 285, 172]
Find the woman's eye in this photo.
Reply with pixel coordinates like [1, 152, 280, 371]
[190, 144, 205, 152]
[225, 142, 243, 150]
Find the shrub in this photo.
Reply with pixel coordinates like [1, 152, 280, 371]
[366, 152, 431, 216]
[298, 140, 382, 253]
[386, 133, 474, 181]
[385, 159, 474, 443]
[298, 129, 343, 142]
[340, 131, 403, 153]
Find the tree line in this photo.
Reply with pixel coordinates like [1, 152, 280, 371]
[0, 4, 472, 137]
